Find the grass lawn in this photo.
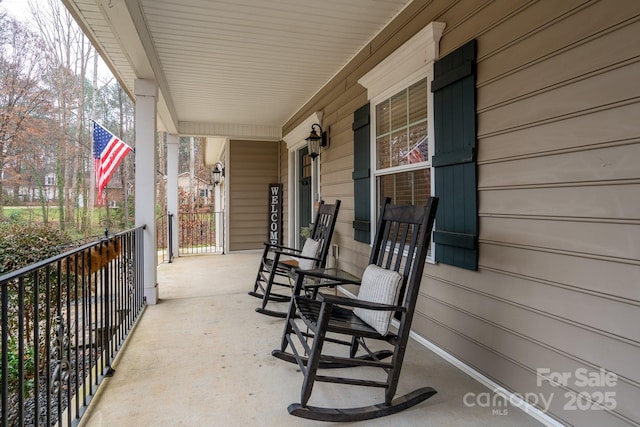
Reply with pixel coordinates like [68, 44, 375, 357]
[2, 206, 119, 239]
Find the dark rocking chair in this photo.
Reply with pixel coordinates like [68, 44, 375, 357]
[249, 200, 340, 318]
[272, 197, 438, 421]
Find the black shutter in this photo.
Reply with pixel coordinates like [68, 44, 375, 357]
[352, 103, 371, 243]
[431, 40, 478, 270]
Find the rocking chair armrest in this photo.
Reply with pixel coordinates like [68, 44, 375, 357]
[302, 280, 361, 291]
[318, 294, 406, 312]
[296, 269, 362, 287]
[272, 248, 304, 258]
[264, 242, 300, 253]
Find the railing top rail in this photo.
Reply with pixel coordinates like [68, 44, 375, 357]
[0, 225, 145, 284]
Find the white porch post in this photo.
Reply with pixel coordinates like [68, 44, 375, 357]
[134, 79, 158, 305]
[166, 133, 179, 259]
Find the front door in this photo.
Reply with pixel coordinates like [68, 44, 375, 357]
[298, 147, 312, 247]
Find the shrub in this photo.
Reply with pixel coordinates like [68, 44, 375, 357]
[0, 337, 35, 397]
[0, 221, 72, 385]
[0, 220, 72, 275]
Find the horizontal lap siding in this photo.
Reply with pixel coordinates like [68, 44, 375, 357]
[465, 1, 640, 425]
[283, 1, 640, 425]
[320, 85, 370, 277]
[229, 140, 278, 251]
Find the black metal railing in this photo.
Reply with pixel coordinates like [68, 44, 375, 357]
[178, 211, 224, 256]
[157, 213, 170, 263]
[1, 227, 145, 427]
[168, 213, 174, 263]
[156, 214, 176, 263]
[157, 211, 224, 262]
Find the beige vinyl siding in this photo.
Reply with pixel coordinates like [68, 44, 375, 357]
[466, 4, 640, 425]
[283, 1, 640, 426]
[319, 91, 370, 274]
[228, 140, 278, 251]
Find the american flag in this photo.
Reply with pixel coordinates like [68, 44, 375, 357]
[93, 121, 132, 201]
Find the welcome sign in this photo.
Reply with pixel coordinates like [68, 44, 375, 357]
[268, 183, 283, 245]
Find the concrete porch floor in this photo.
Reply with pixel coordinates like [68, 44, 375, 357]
[79, 252, 546, 427]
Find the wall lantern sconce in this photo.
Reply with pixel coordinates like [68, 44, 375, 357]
[212, 162, 224, 186]
[305, 123, 328, 160]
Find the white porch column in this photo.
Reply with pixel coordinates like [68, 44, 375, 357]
[134, 79, 158, 305]
[166, 133, 179, 259]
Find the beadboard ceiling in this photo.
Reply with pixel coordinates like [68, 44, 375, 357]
[62, 0, 411, 139]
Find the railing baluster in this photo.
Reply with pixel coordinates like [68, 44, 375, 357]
[45, 264, 52, 427]
[82, 250, 89, 408]
[33, 270, 40, 427]
[1, 274, 8, 427]
[73, 254, 80, 421]
[64, 258, 72, 426]
[96, 252, 102, 382]
[169, 213, 174, 262]
[87, 249, 93, 396]
[17, 277, 24, 425]
[56, 260, 63, 425]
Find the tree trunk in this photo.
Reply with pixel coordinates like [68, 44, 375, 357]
[73, 34, 88, 234]
[0, 160, 4, 219]
[35, 174, 48, 225]
[88, 52, 98, 234]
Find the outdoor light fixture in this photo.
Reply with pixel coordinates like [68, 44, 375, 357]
[212, 163, 224, 186]
[305, 123, 327, 160]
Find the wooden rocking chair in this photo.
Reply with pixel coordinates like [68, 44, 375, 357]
[249, 200, 340, 318]
[272, 197, 438, 421]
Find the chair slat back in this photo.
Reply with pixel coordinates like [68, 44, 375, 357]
[368, 197, 438, 311]
[308, 200, 341, 269]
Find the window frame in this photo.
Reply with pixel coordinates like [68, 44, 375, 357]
[373, 76, 432, 203]
[358, 22, 444, 261]
[371, 77, 435, 261]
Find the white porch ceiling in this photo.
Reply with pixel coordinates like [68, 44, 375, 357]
[63, 0, 411, 140]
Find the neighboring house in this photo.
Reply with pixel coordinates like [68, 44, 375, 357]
[1, 169, 126, 208]
[42, 172, 57, 202]
[1, 171, 59, 203]
[99, 176, 127, 208]
[176, 172, 214, 208]
[66, 1, 640, 426]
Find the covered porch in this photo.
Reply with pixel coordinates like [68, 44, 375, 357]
[78, 252, 543, 426]
[58, 1, 640, 426]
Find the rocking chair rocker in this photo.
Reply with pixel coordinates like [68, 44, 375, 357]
[272, 197, 438, 421]
[249, 200, 340, 318]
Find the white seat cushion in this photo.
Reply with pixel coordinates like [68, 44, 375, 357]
[295, 238, 320, 270]
[353, 264, 403, 335]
